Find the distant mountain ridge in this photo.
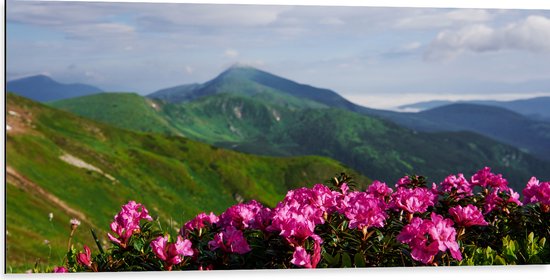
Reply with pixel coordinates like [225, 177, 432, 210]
[398, 97, 550, 121]
[7, 75, 103, 102]
[48, 64, 550, 176]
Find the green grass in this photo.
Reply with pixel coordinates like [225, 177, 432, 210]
[6, 93, 369, 272]
[48, 92, 550, 187]
[50, 92, 179, 135]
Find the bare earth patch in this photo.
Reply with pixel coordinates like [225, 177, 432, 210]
[59, 153, 117, 182]
[5, 105, 36, 135]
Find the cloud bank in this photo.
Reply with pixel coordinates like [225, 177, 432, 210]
[425, 15, 550, 61]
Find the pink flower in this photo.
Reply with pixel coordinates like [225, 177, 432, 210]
[395, 176, 412, 188]
[410, 238, 440, 264]
[523, 177, 550, 206]
[390, 187, 436, 214]
[291, 246, 311, 267]
[183, 212, 219, 233]
[219, 200, 271, 231]
[208, 226, 251, 254]
[449, 205, 488, 227]
[268, 186, 332, 245]
[53, 266, 68, 273]
[108, 201, 153, 248]
[428, 213, 462, 261]
[484, 187, 523, 214]
[397, 217, 439, 264]
[367, 181, 393, 199]
[268, 200, 322, 245]
[151, 235, 194, 270]
[340, 182, 349, 195]
[76, 245, 92, 267]
[290, 240, 321, 269]
[439, 173, 473, 198]
[397, 214, 462, 264]
[470, 167, 508, 190]
[283, 185, 339, 214]
[343, 191, 387, 231]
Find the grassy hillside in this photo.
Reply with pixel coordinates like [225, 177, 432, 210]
[50, 92, 180, 135]
[169, 94, 550, 186]
[6, 93, 368, 271]
[49, 92, 550, 187]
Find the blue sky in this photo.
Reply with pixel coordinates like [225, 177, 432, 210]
[6, 0, 550, 109]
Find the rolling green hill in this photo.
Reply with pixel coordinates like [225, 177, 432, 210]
[50, 92, 550, 187]
[6, 93, 368, 271]
[50, 92, 180, 135]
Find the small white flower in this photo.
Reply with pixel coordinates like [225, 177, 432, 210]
[48, 212, 54, 221]
[44, 239, 50, 245]
[70, 218, 81, 226]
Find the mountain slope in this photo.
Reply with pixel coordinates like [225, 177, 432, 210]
[373, 104, 550, 162]
[50, 93, 180, 135]
[49, 92, 550, 187]
[167, 94, 550, 186]
[149, 65, 358, 110]
[6, 93, 367, 270]
[7, 75, 103, 102]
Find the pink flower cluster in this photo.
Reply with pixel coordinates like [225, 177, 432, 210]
[219, 200, 272, 231]
[267, 185, 340, 268]
[341, 191, 387, 231]
[440, 169, 522, 214]
[449, 205, 488, 227]
[183, 212, 219, 233]
[151, 235, 194, 270]
[523, 177, 550, 209]
[99, 167, 544, 270]
[107, 201, 153, 248]
[390, 186, 436, 214]
[471, 167, 509, 189]
[268, 186, 333, 245]
[439, 173, 473, 198]
[208, 226, 251, 254]
[397, 213, 462, 264]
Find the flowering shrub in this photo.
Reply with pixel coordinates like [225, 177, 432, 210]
[58, 167, 549, 272]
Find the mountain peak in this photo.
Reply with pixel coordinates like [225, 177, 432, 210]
[11, 74, 55, 83]
[227, 62, 258, 70]
[219, 63, 263, 77]
[7, 75, 103, 102]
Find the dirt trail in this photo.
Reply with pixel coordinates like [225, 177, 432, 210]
[6, 165, 95, 227]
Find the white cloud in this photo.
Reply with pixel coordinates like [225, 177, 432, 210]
[224, 49, 239, 58]
[64, 23, 136, 40]
[425, 15, 550, 61]
[402, 41, 422, 51]
[395, 9, 492, 29]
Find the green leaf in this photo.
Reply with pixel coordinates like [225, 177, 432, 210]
[133, 238, 145, 252]
[494, 255, 507, 265]
[341, 252, 352, 268]
[354, 252, 366, 267]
